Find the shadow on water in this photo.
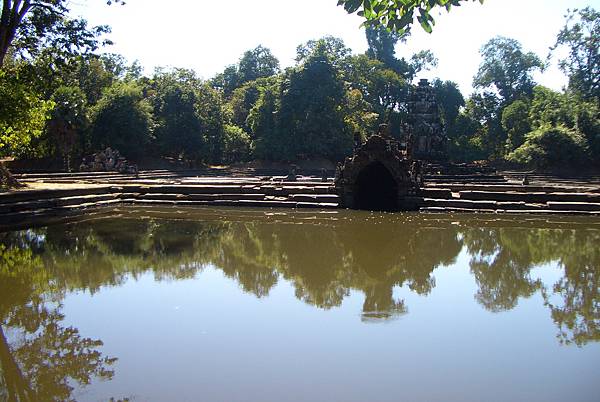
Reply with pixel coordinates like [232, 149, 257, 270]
[1, 207, 599, 399]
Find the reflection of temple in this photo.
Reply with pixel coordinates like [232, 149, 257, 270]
[407, 79, 448, 161]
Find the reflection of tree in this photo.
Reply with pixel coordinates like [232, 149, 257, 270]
[464, 228, 542, 311]
[541, 231, 600, 346]
[2, 211, 600, 352]
[463, 224, 600, 345]
[0, 235, 116, 402]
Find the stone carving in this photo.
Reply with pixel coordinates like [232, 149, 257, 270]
[79, 147, 138, 174]
[335, 130, 422, 211]
[407, 79, 448, 161]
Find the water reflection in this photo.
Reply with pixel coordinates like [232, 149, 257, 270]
[1, 208, 599, 399]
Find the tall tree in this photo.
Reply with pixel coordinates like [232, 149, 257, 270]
[0, 0, 122, 67]
[550, 7, 600, 102]
[238, 45, 280, 84]
[432, 79, 464, 132]
[280, 40, 353, 160]
[473, 36, 544, 105]
[89, 81, 153, 159]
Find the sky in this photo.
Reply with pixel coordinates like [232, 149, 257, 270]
[69, 0, 600, 96]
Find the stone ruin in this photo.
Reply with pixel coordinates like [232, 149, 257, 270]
[79, 147, 138, 174]
[407, 78, 447, 161]
[335, 78, 448, 211]
[335, 126, 423, 212]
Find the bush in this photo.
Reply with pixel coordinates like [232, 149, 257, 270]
[222, 125, 251, 163]
[507, 125, 589, 169]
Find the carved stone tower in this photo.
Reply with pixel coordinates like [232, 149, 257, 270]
[407, 79, 448, 161]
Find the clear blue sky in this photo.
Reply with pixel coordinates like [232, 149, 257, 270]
[70, 0, 599, 95]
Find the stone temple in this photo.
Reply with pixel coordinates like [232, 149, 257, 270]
[407, 78, 447, 161]
[334, 128, 423, 212]
[335, 78, 447, 211]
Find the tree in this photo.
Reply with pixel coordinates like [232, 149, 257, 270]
[247, 81, 282, 160]
[222, 124, 251, 163]
[550, 7, 600, 102]
[46, 86, 88, 169]
[149, 68, 205, 160]
[0, 67, 52, 157]
[337, 0, 484, 34]
[296, 36, 351, 67]
[365, 25, 407, 71]
[0, 0, 122, 67]
[474, 36, 544, 105]
[238, 45, 280, 84]
[345, 54, 408, 131]
[364, 25, 436, 79]
[279, 40, 353, 160]
[89, 81, 153, 159]
[432, 79, 464, 131]
[211, 46, 279, 100]
[501, 99, 530, 153]
[210, 64, 240, 98]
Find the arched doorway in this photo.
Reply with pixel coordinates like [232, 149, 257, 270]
[354, 162, 399, 211]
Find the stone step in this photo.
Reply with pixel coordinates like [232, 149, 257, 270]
[422, 198, 498, 210]
[0, 199, 123, 226]
[0, 193, 121, 213]
[546, 202, 600, 212]
[288, 194, 340, 203]
[124, 199, 338, 209]
[459, 190, 600, 203]
[420, 206, 600, 215]
[420, 188, 452, 198]
[0, 186, 118, 204]
[425, 183, 600, 193]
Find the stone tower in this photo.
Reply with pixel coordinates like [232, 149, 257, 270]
[407, 79, 448, 161]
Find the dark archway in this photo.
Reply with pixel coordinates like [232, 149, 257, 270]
[354, 162, 399, 211]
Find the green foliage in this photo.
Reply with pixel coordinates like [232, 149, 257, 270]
[279, 41, 353, 160]
[148, 69, 205, 160]
[550, 7, 600, 102]
[222, 124, 252, 163]
[45, 85, 89, 157]
[501, 99, 530, 153]
[345, 88, 379, 140]
[0, 69, 53, 157]
[338, 0, 484, 34]
[211, 45, 279, 99]
[529, 86, 575, 129]
[365, 25, 407, 72]
[89, 82, 153, 159]
[447, 112, 487, 162]
[228, 78, 273, 135]
[247, 82, 282, 160]
[507, 125, 589, 169]
[474, 36, 544, 105]
[432, 79, 464, 131]
[195, 83, 227, 164]
[296, 36, 351, 67]
[0, 1, 123, 68]
[346, 54, 408, 126]
[238, 45, 280, 84]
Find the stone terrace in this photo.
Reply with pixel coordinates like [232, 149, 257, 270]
[1, 168, 600, 229]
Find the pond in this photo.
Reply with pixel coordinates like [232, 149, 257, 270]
[1, 207, 599, 402]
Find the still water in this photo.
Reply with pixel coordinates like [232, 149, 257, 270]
[1, 207, 599, 402]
